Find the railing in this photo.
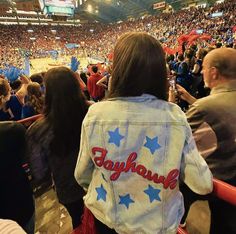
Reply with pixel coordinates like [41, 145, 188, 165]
[212, 178, 236, 206]
[17, 114, 43, 127]
[177, 178, 236, 234]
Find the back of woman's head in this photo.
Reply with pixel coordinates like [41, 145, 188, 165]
[44, 67, 88, 156]
[30, 73, 43, 85]
[108, 32, 167, 100]
[26, 82, 44, 114]
[44, 67, 85, 117]
[27, 82, 41, 98]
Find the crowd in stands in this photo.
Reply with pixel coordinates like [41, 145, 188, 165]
[0, 0, 235, 68]
[0, 0, 236, 233]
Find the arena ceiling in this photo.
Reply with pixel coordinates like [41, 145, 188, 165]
[76, 0, 174, 22]
[0, 0, 215, 23]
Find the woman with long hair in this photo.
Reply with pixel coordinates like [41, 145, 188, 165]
[22, 82, 44, 118]
[27, 67, 89, 229]
[74, 32, 213, 234]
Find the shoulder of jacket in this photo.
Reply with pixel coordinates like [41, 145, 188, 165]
[27, 118, 50, 138]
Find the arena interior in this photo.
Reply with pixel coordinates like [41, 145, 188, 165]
[0, 0, 235, 233]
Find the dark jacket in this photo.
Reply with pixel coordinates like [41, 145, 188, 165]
[26, 118, 85, 204]
[0, 121, 34, 226]
[186, 80, 236, 185]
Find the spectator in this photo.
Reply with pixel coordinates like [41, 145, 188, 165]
[96, 65, 112, 93]
[74, 32, 212, 234]
[87, 65, 105, 101]
[0, 121, 35, 234]
[175, 48, 236, 234]
[22, 82, 44, 118]
[27, 67, 89, 229]
[190, 48, 208, 97]
[30, 73, 45, 93]
[7, 75, 30, 121]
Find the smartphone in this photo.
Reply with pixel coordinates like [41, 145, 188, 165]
[169, 77, 176, 89]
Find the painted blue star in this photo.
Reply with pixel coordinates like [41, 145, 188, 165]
[144, 185, 161, 203]
[108, 128, 124, 147]
[95, 184, 107, 202]
[144, 136, 161, 154]
[119, 194, 134, 209]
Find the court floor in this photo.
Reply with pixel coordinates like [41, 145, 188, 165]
[30, 56, 90, 75]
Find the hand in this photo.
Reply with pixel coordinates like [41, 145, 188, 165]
[19, 74, 30, 84]
[176, 84, 197, 104]
[71, 57, 80, 72]
[168, 86, 178, 103]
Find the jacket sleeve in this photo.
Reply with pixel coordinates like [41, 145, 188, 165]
[180, 123, 213, 195]
[186, 104, 217, 158]
[74, 122, 94, 190]
[26, 124, 51, 182]
[186, 103, 205, 133]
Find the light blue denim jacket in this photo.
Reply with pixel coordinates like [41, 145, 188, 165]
[75, 94, 213, 234]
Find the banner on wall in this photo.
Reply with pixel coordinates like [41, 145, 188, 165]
[65, 43, 79, 49]
[153, 1, 166, 10]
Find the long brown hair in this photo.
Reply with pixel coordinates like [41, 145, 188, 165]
[108, 32, 168, 100]
[26, 82, 44, 114]
[44, 67, 88, 157]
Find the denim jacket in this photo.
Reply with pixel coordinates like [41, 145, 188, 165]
[75, 94, 212, 234]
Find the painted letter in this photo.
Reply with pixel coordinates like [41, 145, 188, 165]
[93, 147, 107, 167]
[104, 160, 114, 170]
[110, 162, 126, 181]
[163, 169, 179, 189]
[136, 165, 147, 177]
[124, 152, 137, 172]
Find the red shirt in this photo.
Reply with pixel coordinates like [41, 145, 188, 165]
[87, 73, 105, 100]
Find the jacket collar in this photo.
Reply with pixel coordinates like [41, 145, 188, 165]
[211, 80, 236, 95]
[107, 94, 158, 102]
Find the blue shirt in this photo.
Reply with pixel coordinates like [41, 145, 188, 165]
[6, 95, 22, 121]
